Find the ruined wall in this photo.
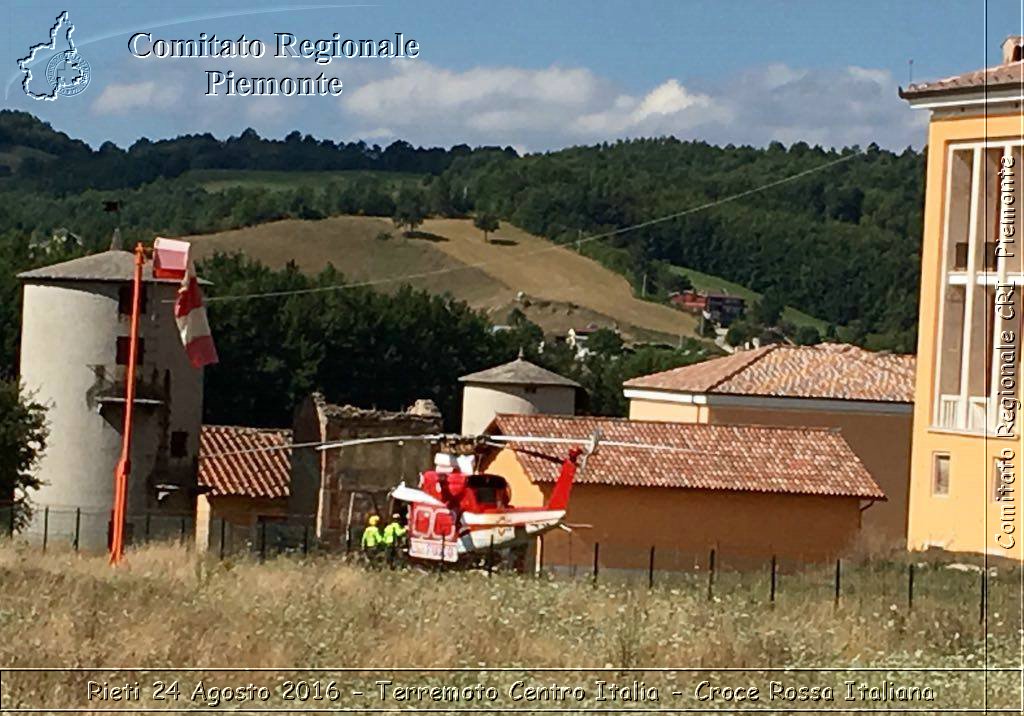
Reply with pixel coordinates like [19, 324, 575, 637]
[290, 394, 442, 544]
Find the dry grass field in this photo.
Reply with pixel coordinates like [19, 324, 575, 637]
[1, 543, 1021, 712]
[188, 216, 697, 343]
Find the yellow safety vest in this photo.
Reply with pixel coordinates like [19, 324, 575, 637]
[383, 522, 407, 545]
[362, 526, 383, 548]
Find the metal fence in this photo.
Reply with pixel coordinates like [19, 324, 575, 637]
[3, 503, 1020, 616]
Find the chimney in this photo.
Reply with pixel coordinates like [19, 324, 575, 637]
[1002, 36, 1024, 64]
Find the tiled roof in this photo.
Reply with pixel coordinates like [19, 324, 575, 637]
[901, 61, 1024, 100]
[489, 414, 884, 500]
[460, 358, 580, 388]
[18, 250, 210, 285]
[199, 425, 292, 499]
[624, 343, 915, 403]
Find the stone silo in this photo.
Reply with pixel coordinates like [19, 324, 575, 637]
[18, 251, 205, 550]
[459, 355, 580, 434]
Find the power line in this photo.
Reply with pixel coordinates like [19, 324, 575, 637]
[205, 149, 864, 304]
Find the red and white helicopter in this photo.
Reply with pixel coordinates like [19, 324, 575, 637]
[313, 431, 603, 564]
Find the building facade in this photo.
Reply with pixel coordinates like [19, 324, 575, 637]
[901, 36, 1024, 555]
[195, 425, 292, 552]
[483, 414, 883, 570]
[459, 356, 579, 434]
[18, 251, 204, 550]
[622, 344, 915, 545]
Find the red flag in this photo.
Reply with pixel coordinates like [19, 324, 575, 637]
[156, 238, 218, 369]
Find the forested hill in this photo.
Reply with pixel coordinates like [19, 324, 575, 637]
[447, 140, 925, 351]
[0, 111, 924, 352]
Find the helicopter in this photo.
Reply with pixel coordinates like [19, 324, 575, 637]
[311, 431, 603, 564]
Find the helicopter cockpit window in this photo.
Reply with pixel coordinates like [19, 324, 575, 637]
[468, 474, 509, 506]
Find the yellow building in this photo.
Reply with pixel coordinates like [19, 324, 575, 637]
[900, 36, 1024, 556]
[483, 413, 883, 570]
[622, 343, 915, 545]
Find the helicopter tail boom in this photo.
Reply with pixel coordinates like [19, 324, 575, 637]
[546, 447, 583, 511]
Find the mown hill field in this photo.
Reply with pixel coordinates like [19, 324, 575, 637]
[189, 216, 700, 342]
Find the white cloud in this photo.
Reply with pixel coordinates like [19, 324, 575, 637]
[342, 60, 925, 151]
[83, 52, 927, 151]
[92, 80, 183, 114]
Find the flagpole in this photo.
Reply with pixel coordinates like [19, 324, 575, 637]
[110, 242, 146, 565]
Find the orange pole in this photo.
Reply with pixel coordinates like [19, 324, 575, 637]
[109, 243, 146, 565]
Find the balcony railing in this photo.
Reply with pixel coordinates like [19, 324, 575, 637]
[937, 394, 959, 429]
[937, 394, 1014, 435]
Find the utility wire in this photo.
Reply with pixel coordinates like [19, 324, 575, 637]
[205, 149, 865, 304]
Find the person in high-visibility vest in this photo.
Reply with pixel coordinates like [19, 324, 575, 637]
[383, 513, 407, 546]
[382, 513, 407, 566]
[362, 515, 383, 554]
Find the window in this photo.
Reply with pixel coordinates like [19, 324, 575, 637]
[932, 454, 951, 496]
[170, 431, 188, 458]
[118, 285, 147, 315]
[115, 336, 145, 365]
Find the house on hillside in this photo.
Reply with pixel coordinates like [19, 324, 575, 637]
[195, 425, 293, 552]
[669, 290, 746, 327]
[900, 34, 1024, 555]
[622, 343, 915, 545]
[482, 413, 883, 570]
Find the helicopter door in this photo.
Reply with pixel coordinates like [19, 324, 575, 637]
[408, 505, 459, 562]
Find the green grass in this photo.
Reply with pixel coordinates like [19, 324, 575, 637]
[183, 168, 424, 192]
[670, 265, 829, 333]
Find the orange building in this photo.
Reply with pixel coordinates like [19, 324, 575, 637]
[482, 414, 883, 570]
[900, 36, 1024, 556]
[621, 344, 914, 545]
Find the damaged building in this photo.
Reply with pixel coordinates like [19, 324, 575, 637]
[289, 393, 443, 545]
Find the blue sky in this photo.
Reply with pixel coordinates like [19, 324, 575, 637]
[1, 1, 1021, 151]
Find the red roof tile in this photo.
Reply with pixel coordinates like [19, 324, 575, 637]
[199, 425, 292, 499]
[901, 61, 1024, 100]
[489, 414, 884, 500]
[624, 343, 915, 403]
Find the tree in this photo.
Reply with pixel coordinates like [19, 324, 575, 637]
[392, 187, 427, 235]
[751, 288, 786, 327]
[0, 379, 48, 531]
[794, 325, 822, 346]
[586, 327, 624, 356]
[725, 320, 755, 348]
[473, 212, 499, 242]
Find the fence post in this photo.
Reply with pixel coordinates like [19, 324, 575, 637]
[980, 569, 987, 625]
[908, 563, 915, 611]
[8, 501, 14, 536]
[259, 521, 267, 562]
[73, 508, 81, 552]
[592, 542, 600, 586]
[707, 548, 716, 601]
[219, 519, 226, 561]
[487, 534, 494, 577]
[345, 526, 352, 554]
[302, 526, 309, 556]
[42, 506, 49, 553]
[769, 554, 777, 604]
[834, 559, 841, 608]
[180, 516, 187, 546]
[439, 533, 446, 578]
[648, 546, 656, 590]
[145, 513, 151, 541]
